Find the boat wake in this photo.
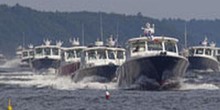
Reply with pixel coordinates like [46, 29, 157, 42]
[180, 83, 219, 90]
[0, 58, 20, 68]
[0, 71, 117, 90]
[179, 71, 220, 90]
[187, 69, 214, 74]
[0, 69, 220, 91]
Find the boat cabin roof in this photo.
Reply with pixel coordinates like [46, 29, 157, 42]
[83, 46, 125, 52]
[128, 36, 178, 43]
[35, 45, 61, 49]
[62, 46, 86, 51]
[189, 46, 217, 50]
[22, 48, 33, 52]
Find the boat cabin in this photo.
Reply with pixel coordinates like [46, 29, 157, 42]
[61, 38, 86, 63]
[188, 39, 217, 58]
[16, 45, 23, 59]
[126, 23, 179, 58]
[62, 46, 86, 63]
[22, 49, 34, 62]
[81, 47, 125, 68]
[21, 44, 34, 61]
[188, 46, 216, 57]
[34, 40, 62, 60]
[127, 37, 179, 58]
[80, 39, 125, 69]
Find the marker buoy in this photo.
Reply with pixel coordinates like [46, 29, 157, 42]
[8, 98, 13, 110]
[105, 86, 110, 100]
[105, 90, 110, 100]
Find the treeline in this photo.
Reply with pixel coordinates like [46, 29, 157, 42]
[0, 4, 220, 57]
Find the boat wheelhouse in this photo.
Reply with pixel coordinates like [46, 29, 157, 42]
[187, 38, 220, 72]
[59, 38, 86, 76]
[73, 37, 126, 83]
[117, 23, 189, 90]
[16, 45, 23, 59]
[32, 39, 62, 71]
[128, 36, 179, 58]
[20, 44, 34, 68]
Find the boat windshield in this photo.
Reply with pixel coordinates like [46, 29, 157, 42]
[36, 48, 43, 55]
[132, 41, 146, 53]
[97, 49, 107, 59]
[205, 48, 212, 56]
[164, 41, 177, 52]
[22, 51, 28, 57]
[44, 48, 51, 55]
[66, 50, 75, 58]
[29, 51, 34, 56]
[195, 48, 204, 55]
[218, 50, 220, 55]
[75, 49, 83, 58]
[117, 50, 124, 59]
[52, 48, 59, 55]
[88, 50, 96, 60]
[147, 41, 162, 51]
[108, 50, 115, 59]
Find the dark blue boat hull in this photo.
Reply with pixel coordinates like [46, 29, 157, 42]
[117, 56, 189, 90]
[188, 56, 220, 72]
[32, 58, 61, 70]
[73, 65, 118, 83]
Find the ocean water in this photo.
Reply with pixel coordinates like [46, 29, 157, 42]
[0, 59, 220, 110]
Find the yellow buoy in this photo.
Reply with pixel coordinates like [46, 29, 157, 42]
[8, 98, 13, 110]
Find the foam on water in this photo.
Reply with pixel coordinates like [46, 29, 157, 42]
[76, 78, 117, 90]
[180, 83, 219, 90]
[1, 67, 220, 91]
[0, 71, 117, 90]
[0, 58, 20, 68]
[190, 69, 214, 73]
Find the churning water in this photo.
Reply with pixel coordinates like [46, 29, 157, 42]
[0, 59, 220, 110]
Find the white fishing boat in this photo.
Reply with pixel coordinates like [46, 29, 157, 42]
[32, 39, 62, 72]
[19, 44, 34, 68]
[58, 38, 86, 76]
[117, 23, 189, 90]
[187, 37, 220, 72]
[73, 36, 126, 83]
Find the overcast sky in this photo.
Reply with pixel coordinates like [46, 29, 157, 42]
[1, 0, 220, 20]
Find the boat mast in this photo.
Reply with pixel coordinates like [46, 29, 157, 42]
[184, 22, 187, 48]
[116, 21, 119, 46]
[81, 23, 85, 46]
[100, 13, 103, 41]
[22, 32, 25, 48]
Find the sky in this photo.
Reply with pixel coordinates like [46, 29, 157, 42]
[1, 0, 220, 20]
